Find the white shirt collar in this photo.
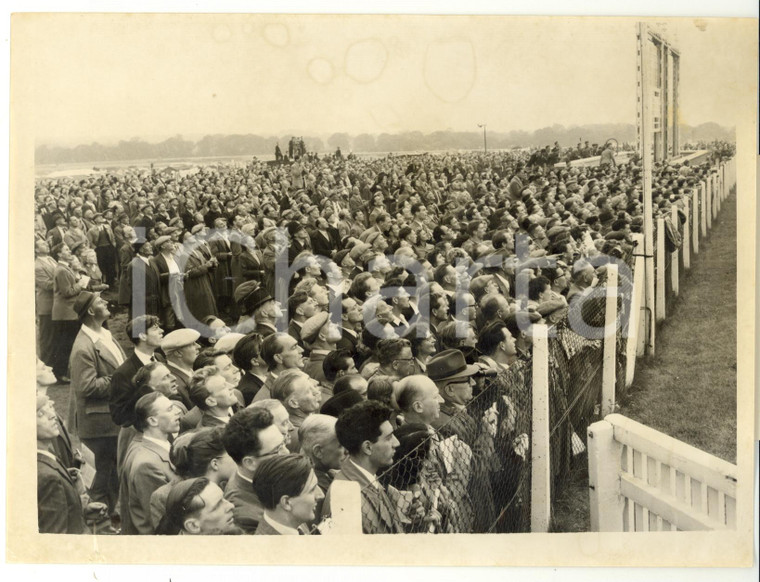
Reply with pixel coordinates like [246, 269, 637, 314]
[80, 324, 125, 365]
[167, 360, 193, 376]
[37, 449, 59, 463]
[263, 512, 300, 535]
[143, 435, 171, 453]
[207, 409, 232, 423]
[349, 458, 380, 489]
[80, 324, 110, 344]
[236, 469, 252, 484]
[138, 255, 150, 265]
[134, 349, 154, 366]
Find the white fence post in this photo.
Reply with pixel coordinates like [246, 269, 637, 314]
[700, 181, 707, 238]
[683, 199, 690, 270]
[588, 419, 625, 531]
[628, 234, 646, 373]
[531, 323, 551, 533]
[691, 188, 699, 255]
[706, 176, 713, 230]
[655, 218, 666, 322]
[602, 264, 618, 416]
[670, 206, 679, 296]
[327, 480, 363, 535]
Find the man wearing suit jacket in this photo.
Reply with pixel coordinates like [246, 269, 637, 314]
[51, 243, 85, 382]
[231, 333, 267, 406]
[124, 240, 161, 321]
[321, 400, 404, 534]
[337, 296, 363, 358]
[251, 454, 323, 535]
[150, 236, 181, 331]
[309, 217, 340, 259]
[221, 407, 287, 534]
[110, 315, 164, 470]
[87, 213, 118, 287]
[119, 392, 180, 534]
[187, 367, 240, 429]
[37, 392, 104, 533]
[161, 328, 201, 411]
[35, 239, 57, 367]
[68, 290, 126, 515]
[46, 212, 68, 248]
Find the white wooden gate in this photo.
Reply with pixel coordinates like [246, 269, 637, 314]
[588, 414, 737, 531]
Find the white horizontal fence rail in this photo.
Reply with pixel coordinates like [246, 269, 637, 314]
[588, 414, 737, 532]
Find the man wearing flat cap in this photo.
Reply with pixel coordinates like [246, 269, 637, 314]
[151, 235, 181, 331]
[161, 328, 201, 411]
[68, 290, 126, 521]
[301, 312, 342, 385]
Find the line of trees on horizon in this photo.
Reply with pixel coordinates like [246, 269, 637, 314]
[35, 122, 735, 165]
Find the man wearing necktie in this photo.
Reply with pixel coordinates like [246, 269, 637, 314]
[68, 290, 126, 520]
[35, 239, 58, 367]
[88, 212, 118, 288]
[321, 400, 404, 534]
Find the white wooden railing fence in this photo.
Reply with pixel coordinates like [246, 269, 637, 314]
[588, 414, 737, 532]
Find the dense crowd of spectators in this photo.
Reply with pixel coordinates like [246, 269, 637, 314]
[34, 143, 722, 535]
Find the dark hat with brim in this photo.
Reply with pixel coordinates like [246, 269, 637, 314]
[73, 290, 99, 319]
[427, 349, 480, 383]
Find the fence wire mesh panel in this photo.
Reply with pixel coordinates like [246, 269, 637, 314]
[363, 361, 533, 534]
[359, 251, 636, 534]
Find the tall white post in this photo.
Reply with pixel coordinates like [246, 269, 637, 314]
[656, 218, 666, 322]
[691, 188, 699, 254]
[714, 173, 720, 217]
[628, 234, 646, 375]
[638, 23, 656, 356]
[531, 324, 551, 533]
[588, 419, 625, 532]
[700, 182, 707, 238]
[670, 206, 680, 296]
[706, 176, 713, 230]
[602, 264, 619, 416]
[327, 480, 363, 535]
[683, 200, 690, 269]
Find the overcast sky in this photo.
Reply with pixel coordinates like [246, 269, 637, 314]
[16, 14, 755, 146]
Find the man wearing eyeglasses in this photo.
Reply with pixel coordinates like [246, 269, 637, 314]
[428, 349, 498, 532]
[370, 338, 416, 381]
[221, 408, 288, 534]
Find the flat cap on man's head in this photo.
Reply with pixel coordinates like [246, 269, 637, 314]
[161, 328, 201, 351]
[301, 312, 330, 345]
[233, 280, 260, 305]
[153, 235, 172, 249]
[349, 242, 372, 261]
[214, 332, 245, 354]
